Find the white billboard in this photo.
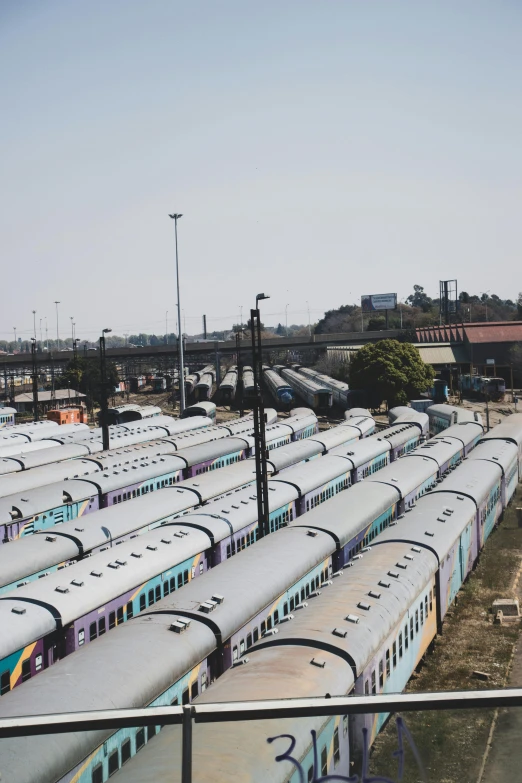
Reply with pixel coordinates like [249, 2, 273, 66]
[361, 293, 397, 313]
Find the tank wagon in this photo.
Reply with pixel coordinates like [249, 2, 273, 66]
[0, 416, 518, 783]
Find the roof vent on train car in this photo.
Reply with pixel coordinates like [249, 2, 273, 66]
[332, 571, 344, 578]
[199, 600, 218, 614]
[280, 614, 295, 624]
[388, 570, 400, 579]
[16, 581, 29, 588]
[332, 628, 348, 638]
[212, 594, 224, 604]
[396, 562, 407, 570]
[322, 580, 333, 587]
[295, 601, 308, 610]
[310, 590, 322, 598]
[71, 579, 84, 587]
[263, 628, 279, 637]
[90, 570, 103, 577]
[45, 535, 57, 542]
[146, 545, 158, 551]
[368, 590, 381, 599]
[404, 554, 414, 561]
[107, 562, 120, 569]
[345, 614, 359, 624]
[357, 601, 371, 611]
[170, 619, 191, 634]
[115, 560, 127, 566]
[74, 527, 84, 532]
[233, 657, 249, 667]
[55, 586, 70, 594]
[411, 546, 421, 553]
[361, 547, 372, 553]
[378, 579, 391, 588]
[131, 552, 143, 558]
[161, 538, 172, 545]
[424, 531, 435, 537]
[310, 658, 326, 668]
[11, 606, 26, 615]
[443, 508, 454, 516]
[307, 530, 318, 537]
[351, 554, 364, 561]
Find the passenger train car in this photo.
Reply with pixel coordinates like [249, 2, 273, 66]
[427, 403, 483, 434]
[0, 408, 16, 428]
[194, 372, 215, 402]
[219, 366, 237, 403]
[262, 366, 295, 409]
[280, 367, 333, 411]
[0, 416, 517, 783]
[460, 374, 506, 401]
[298, 366, 351, 408]
[242, 366, 256, 401]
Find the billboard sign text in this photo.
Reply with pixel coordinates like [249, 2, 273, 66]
[361, 293, 397, 312]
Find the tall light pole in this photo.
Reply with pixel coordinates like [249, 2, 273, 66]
[285, 303, 289, 337]
[13, 327, 16, 348]
[39, 318, 43, 347]
[306, 301, 311, 337]
[100, 328, 112, 450]
[239, 306, 243, 338]
[168, 213, 186, 413]
[70, 317, 74, 347]
[45, 318, 48, 351]
[32, 310, 37, 340]
[54, 301, 60, 351]
[165, 311, 168, 345]
[251, 293, 270, 539]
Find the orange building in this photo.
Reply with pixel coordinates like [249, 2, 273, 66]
[47, 408, 86, 425]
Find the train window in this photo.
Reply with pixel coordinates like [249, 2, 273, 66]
[90, 622, 97, 641]
[155, 585, 161, 602]
[147, 725, 157, 740]
[132, 490, 136, 498]
[308, 766, 314, 783]
[240, 639, 245, 656]
[182, 688, 189, 705]
[283, 602, 289, 617]
[301, 587, 306, 602]
[35, 654, 43, 672]
[253, 627, 259, 643]
[415, 611, 419, 634]
[99, 617, 106, 636]
[21, 660, 31, 682]
[425, 596, 429, 618]
[121, 739, 131, 765]
[201, 672, 207, 693]
[392, 642, 397, 668]
[429, 590, 433, 613]
[261, 621, 266, 635]
[410, 617, 414, 641]
[321, 746, 328, 776]
[170, 577, 176, 592]
[386, 650, 390, 677]
[163, 582, 170, 597]
[127, 601, 133, 619]
[267, 616, 273, 630]
[191, 566, 196, 579]
[78, 629, 85, 646]
[333, 727, 340, 765]
[118, 495, 122, 503]
[246, 633, 252, 649]
[140, 595, 146, 612]
[109, 612, 116, 630]
[379, 660, 384, 689]
[274, 610, 279, 625]
[183, 570, 189, 585]
[148, 589, 154, 606]
[289, 597, 295, 612]
[108, 749, 119, 777]
[136, 727, 145, 751]
[364, 679, 369, 695]
[315, 576, 320, 589]
[399, 633, 403, 658]
[0, 671, 11, 696]
[191, 681, 199, 700]
[233, 646, 238, 661]
[371, 670, 376, 694]
[92, 764, 103, 783]
[200, 562, 204, 574]
[117, 607, 124, 625]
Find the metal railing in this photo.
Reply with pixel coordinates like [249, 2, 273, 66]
[1, 688, 522, 782]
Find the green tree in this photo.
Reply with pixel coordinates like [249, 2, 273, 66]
[406, 285, 433, 313]
[349, 339, 435, 408]
[56, 358, 120, 406]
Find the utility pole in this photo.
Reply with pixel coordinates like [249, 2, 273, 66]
[203, 315, 207, 340]
[32, 310, 36, 340]
[306, 301, 311, 337]
[100, 328, 112, 450]
[485, 393, 490, 432]
[168, 213, 186, 414]
[55, 301, 60, 351]
[251, 293, 270, 539]
[31, 338, 39, 421]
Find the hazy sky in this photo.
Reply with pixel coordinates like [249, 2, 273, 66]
[1, 1, 521, 342]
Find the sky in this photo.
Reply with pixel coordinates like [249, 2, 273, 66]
[1, 1, 521, 343]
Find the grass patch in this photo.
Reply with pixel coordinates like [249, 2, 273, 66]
[368, 485, 522, 783]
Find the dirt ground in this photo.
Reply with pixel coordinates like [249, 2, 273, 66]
[368, 484, 522, 783]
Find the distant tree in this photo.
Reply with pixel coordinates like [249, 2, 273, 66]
[56, 358, 120, 407]
[406, 285, 433, 313]
[349, 339, 435, 408]
[367, 316, 386, 331]
[276, 323, 285, 336]
[518, 293, 522, 320]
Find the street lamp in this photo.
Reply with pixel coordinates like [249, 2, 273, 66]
[30, 338, 39, 421]
[70, 317, 74, 347]
[100, 328, 112, 451]
[168, 213, 185, 414]
[32, 310, 36, 341]
[54, 301, 60, 351]
[306, 301, 311, 337]
[13, 327, 16, 349]
[285, 303, 290, 337]
[251, 292, 270, 539]
[165, 311, 168, 345]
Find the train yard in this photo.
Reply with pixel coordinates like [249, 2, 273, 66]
[0, 363, 520, 782]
